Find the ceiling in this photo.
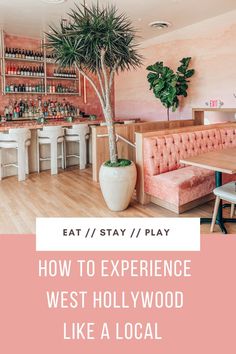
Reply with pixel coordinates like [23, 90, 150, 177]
[0, 0, 235, 40]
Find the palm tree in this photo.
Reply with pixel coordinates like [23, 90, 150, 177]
[46, 2, 142, 164]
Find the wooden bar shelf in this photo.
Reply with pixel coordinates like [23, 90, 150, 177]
[0, 30, 82, 97]
[5, 91, 45, 94]
[47, 76, 78, 81]
[6, 74, 44, 79]
[4, 57, 44, 64]
[5, 91, 79, 95]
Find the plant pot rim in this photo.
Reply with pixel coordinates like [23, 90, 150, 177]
[102, 160, 135, 169]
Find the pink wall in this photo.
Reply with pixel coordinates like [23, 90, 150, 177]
[1, 34, 114, 118]
[115, 10, 236, 123]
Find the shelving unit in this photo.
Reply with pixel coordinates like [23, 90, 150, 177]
[4, 57, 44, 64]
[5, 74, 44, 79]
[0, 29, 82, 97]
[47, 76, 78, 81]
[6, 91, 45, 95]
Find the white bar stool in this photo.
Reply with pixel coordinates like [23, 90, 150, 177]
[210, 181, 236, 232]
[64, 124, 89, 169]
[0, 128, 31, 181]
[37, 126, 65, 175]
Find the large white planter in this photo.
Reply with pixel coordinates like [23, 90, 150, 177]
[99, 161, 137, 211]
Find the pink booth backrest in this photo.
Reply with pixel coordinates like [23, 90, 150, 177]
[144, 128, 222, 177]
[220, 127, 236, 148]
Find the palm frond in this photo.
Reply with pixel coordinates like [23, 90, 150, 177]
[45, 2, 143, 72]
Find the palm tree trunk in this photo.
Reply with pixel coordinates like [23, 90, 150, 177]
[103, 100, 118, 164]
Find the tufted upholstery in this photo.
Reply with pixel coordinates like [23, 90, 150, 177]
[219, 127, 236, 149]
[143, 126, 236, 210]
[144, 128, 222, 177]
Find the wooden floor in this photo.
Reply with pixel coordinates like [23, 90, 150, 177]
[0, 167, 235, 234]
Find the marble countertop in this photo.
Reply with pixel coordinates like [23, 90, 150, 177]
[0, 117, 104, 131]
[0, 117, 140, 131]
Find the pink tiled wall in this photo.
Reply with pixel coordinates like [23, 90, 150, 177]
[115, 10, 236, 123]
[0, 34, 114, 118]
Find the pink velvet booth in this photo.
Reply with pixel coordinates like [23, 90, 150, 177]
[143, 127, 236, 213]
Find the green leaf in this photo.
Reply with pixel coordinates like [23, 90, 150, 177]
[177, 66, 186, 74]
[146, 62, 163, 73]
[153, 80, 165, 95]
[185, 69, 195, 78]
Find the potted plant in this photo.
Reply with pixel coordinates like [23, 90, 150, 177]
[46, 2, 142, 211]
[146, 57, 195, 121]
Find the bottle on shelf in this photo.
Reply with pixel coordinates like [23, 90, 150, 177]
[5, 47, 9, 57]
[53, 67, 76, 78]
[3, 98, 77, 120]
[5, 47, 44, 61]
[5, 81, 45, 93]
[6, 64, 45, 77]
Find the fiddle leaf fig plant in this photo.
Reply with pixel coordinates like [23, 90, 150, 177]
[45, 2, 142, 165]
[147, 57, 195, 121]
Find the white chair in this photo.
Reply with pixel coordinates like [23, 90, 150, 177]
[64, 124, 89, 170]
[37, 126, 65, 175]
[210, 181, 236, 232]
[0, 128, 31, 181]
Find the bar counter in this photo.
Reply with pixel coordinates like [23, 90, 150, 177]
[0, 117, 140, 179]
[0, 117, 104, 131]
[0, 117, 105, 178]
